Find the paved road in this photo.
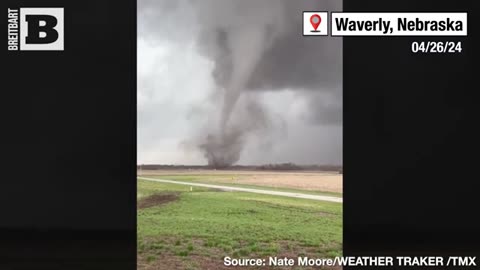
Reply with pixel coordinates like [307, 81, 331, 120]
[138, 176, 343, 203]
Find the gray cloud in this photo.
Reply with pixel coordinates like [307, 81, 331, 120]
[138, 0, 342, 166]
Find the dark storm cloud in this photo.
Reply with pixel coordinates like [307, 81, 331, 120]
[201, 0, 342, 92]
[138, 0, 342, 166]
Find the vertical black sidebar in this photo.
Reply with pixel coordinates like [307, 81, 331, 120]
[344, 0, 477, 262]
[0, 0, 136, 269]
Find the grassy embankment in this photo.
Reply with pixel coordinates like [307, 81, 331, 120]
[137, 178, 342, 269]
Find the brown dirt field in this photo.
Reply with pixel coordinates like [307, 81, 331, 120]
[138, 169, 342, 193]
[137, 193, 179, 209]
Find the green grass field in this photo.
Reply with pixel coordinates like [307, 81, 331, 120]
[137, 179, 342, 269]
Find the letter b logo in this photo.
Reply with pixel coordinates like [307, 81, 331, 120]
[20, 8, 64, 50]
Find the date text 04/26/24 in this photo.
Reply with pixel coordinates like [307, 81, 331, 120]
[412, 41, 462, 53]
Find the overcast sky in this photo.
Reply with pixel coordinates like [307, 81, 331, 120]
[138, 0, 342, 166]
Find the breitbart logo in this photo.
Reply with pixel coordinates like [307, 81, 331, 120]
[8, 8, 64, 51]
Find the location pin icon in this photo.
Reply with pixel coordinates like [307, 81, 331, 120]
[310, 14, 321, 31]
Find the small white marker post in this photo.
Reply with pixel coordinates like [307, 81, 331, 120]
[190, 186, 193, 192]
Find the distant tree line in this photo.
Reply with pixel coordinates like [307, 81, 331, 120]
[137, 163, 342, 173]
